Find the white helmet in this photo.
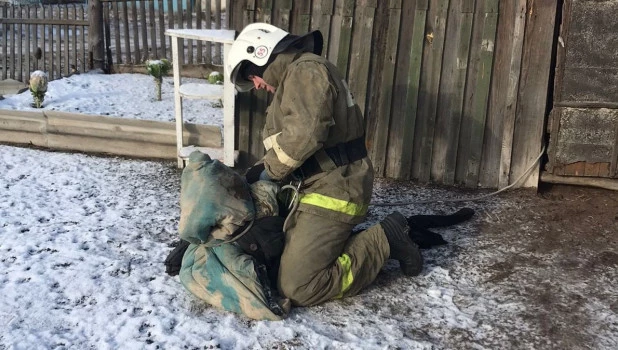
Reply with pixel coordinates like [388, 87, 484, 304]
[226, 23, 289, 92]
[227, 23, 324, 91]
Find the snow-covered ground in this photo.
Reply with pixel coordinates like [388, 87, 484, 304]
[1, 73, 616, 349]
[0, 72, 223, 127]
[0, 144, 510, 350]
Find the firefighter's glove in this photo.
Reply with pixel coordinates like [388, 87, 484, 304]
[164, 239, 191, 276]
[245, 163, 267, 184]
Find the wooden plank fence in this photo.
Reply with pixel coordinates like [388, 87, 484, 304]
[0, 0, 559, 188]
[0, 0, 229, 81]
[0, 3, 88, 81]
[229, 0, 559, 188]
[100, 0, 229, 70]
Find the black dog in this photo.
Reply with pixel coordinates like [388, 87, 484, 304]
[405, 208, 475, 249]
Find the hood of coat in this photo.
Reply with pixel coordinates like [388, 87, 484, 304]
[262, 51, 307, 90]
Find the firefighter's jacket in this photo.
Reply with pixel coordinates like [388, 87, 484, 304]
[261, 51, 374, 225]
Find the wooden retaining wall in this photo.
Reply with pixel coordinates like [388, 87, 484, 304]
[0, 109, 221, 159]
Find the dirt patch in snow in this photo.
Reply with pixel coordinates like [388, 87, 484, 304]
[467, 183, 617, 349]
[336, 180, 618, 349]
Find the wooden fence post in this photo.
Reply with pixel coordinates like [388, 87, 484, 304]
[88, 0, 105, 70]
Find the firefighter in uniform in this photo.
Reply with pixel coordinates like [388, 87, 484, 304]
[226, 23, 423, 306]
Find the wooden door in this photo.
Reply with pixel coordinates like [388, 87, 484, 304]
[547, 0, 618, 179]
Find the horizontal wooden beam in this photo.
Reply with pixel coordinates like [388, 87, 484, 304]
[541, 172, 618, 191]
[0, 19, 89, 26]
[554, 101, 618, 109]
[0, 110, 222, 160]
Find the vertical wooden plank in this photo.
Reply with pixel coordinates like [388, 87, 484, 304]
[158, 0, 166, 58]
[112, 1, 121, 63]
[236, 87, 253, 167]
[430, 0, 475, 184]
[186, 0, 193, 63]
[396, 0, 428, 179]
[481, 0, 518, 186]
[347, 0, 376, 116]
[26, 5, 32, 77]
[174, 0, 183, 29]
[335, 0, 355, 77]
[31, 5, 38, 72]
[364, 1, 388, 172]
[55, 5, 62, 78]
[89, 0, 105, 72]
[171, 35, 184, 167]
[17, 5, 23, 81]
[245, 0, 256, 27]
[369, 0, 402, 177]
[43, 5, 50, 75]
[1, 4, 6, 80]
[464, 0, 498, 186]
[131, 0, 141, 63]
[291, 0, 311, 34]
[71, 4, 78, 72]
[80, 4, 86, 73]
[148, 0, 158, 58]
[384, 0, 415, 178]
[8, 5, 15, 80]
[510, 0, 558, 187]
[195, 0, 202, 62]
[411, 0, 449, 182]
[205, 0, 212, 64]
[310, 0, 334, 57]
[139, 0, 149, 61]
[167, 0, 174, 29]
[327, 0, 343, 65]
[276, 0, 293, 31]
[456, 0, 490, 184]
[122, 1, 132, 64]
[226, 0, 232, 29]
[498, 0, 527, 188]
[497, 0, 527, 187]
[223, 41, 236, 167]
[257, 0, 273, 23]
[214, 0, 223, 64]
[64, 4, 71, 76]
[235, 0, 253, 167]
[103, 2, 112, 72]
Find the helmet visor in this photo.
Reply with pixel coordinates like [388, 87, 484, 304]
[230, 62, 255, 92]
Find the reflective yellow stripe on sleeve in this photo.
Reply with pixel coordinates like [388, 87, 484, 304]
[335, 253, 353, 299]
[299, 193, 368, 216]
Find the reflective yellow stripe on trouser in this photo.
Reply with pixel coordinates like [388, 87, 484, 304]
[299, 193, 368, 216]
[336, 254, 353, 298]
[299, 193, 366, 298]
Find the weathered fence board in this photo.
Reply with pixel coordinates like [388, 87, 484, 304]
[431, 0, 474, 184]
[412, 0, 449, 182]
[510, 0, 557, 187]
[347, 0, 375, 116]
[369, 0, 401, 177]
